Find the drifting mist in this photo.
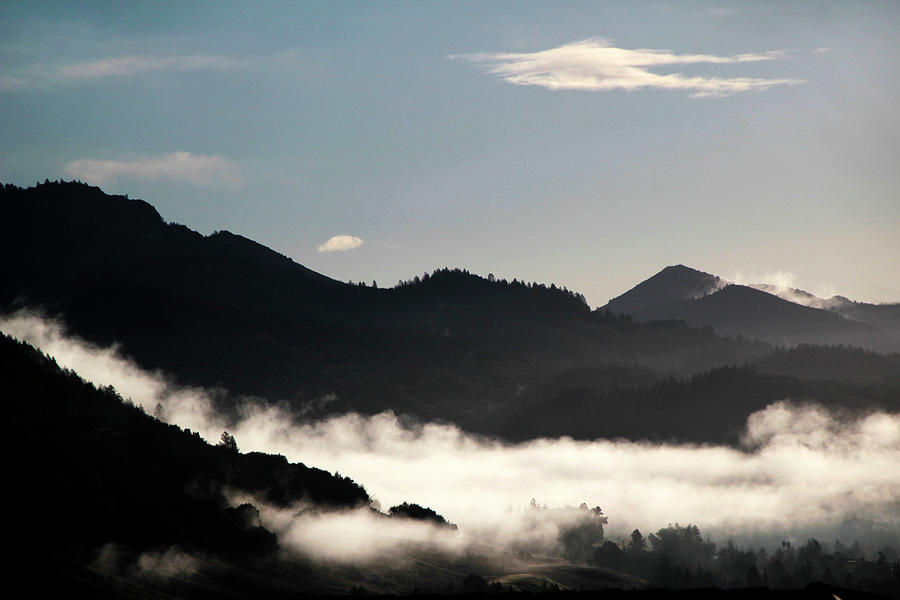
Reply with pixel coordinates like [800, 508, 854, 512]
[3, 310, 898, 558]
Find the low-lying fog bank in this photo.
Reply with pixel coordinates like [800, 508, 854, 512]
[3, 310, 898, 559]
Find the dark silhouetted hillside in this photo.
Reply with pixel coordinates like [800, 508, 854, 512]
[752, 344, 900, 385]
[502, 365, 900, 444]
[836, 301, 900, 338]
[2, 330, 378, 596]
[3, 330, 369, 543]
[1, 181, 775, 435]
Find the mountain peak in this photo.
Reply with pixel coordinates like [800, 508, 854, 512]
[662, 264, 704, 274]
[603, 265, 725, 315]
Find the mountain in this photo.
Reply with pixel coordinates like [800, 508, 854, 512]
[1, 181, 773, 436]
[749, 283, 900, 337]
[602, 266, 900, 353]
[604, 264, 725, 315]
[4, 182, 899, 444]
[747, 283, 850, 311]
[837, 301, 900, 337]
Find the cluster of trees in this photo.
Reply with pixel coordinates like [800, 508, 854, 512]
[593, 524, 899, 596]
[388, 502, 458, 528]
[394, 267, 589, 306]
[514, 501, 609, 564]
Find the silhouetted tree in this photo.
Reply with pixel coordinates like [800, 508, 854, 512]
[629, 528, 646, 552]
[218, 431, 238, 452]
[595, 540, 625, 570]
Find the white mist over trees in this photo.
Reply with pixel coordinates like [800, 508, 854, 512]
[2, 310, 898, 553]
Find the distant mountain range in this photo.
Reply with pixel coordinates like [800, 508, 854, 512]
[602, 265, 900, 353]
[748, 282, 900, 338]
[2, 181, 899, 443]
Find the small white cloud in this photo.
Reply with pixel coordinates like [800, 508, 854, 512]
[318, 235, 364, 253]
[64, 151, 242, 188]
[454, 38, 805, 98]
[813, 47, 832, 54]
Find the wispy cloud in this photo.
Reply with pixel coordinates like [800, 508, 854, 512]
[454, 38, 804, 98]
[64, 151, 242, 188]
[58, 54, 246, 80]
[731, 270, 840, 306]
[318, 235, 364, 253]
[0, 49, 300, 91]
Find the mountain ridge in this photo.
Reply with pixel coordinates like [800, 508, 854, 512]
[4, 181, 899, 445]
[601, 266, 900, 353]
[2, 181, 778, 436]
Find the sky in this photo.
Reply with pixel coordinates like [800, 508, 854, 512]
[2, 1, 898, 306]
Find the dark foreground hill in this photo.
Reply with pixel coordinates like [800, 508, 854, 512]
[2, 330, 377, 595]
[1, 181, 773, 435]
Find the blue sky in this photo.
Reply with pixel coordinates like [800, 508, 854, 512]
[2, 1, 898, 305]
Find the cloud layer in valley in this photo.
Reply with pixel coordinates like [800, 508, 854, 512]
[3, 311, 897, 560]
[318, 234, 364, 253]
[64, 151, 242, 188]
[455, 38, 805, 98]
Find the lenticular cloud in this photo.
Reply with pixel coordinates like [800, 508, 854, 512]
[454, 38, 805, 98]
